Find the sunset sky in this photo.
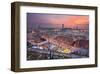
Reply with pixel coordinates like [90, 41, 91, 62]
[27, 13, 89, 29]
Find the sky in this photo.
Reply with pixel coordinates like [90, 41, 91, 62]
[27, 13, 89, 29]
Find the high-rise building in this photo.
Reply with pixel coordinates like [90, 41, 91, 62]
[62, 24, 64, 29]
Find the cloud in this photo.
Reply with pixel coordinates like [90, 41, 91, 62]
[27, 13, 89, 29]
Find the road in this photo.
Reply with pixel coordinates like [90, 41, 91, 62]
[28, 48, 83, 58]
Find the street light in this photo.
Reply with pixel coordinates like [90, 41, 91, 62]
[48, 36, 53, 59]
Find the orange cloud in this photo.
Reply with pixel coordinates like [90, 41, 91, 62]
[49, 15, 89, 28]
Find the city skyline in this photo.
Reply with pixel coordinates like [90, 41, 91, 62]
[27, 13, 89, 60]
